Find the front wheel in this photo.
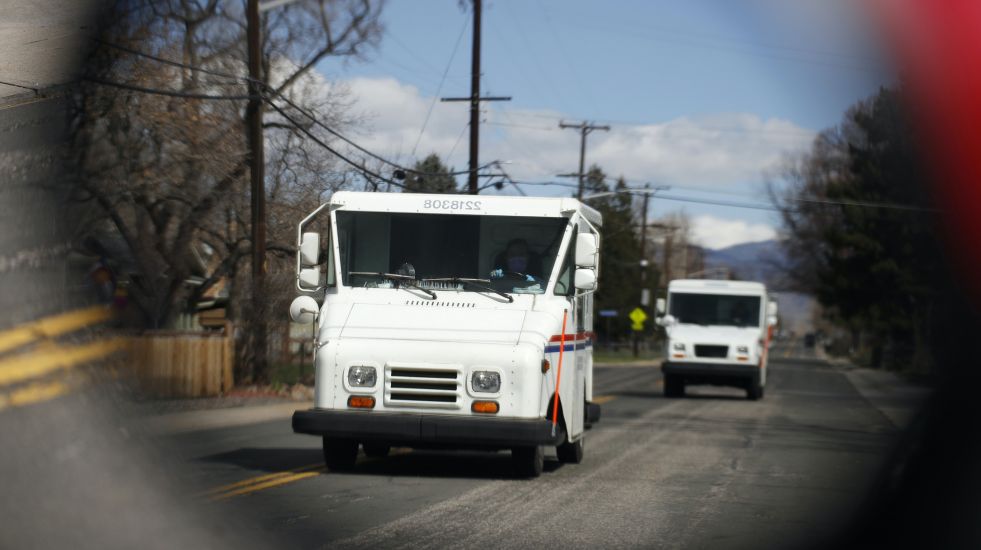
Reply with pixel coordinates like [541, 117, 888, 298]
[556, 434, 584, 464]
[512, 445, 544, 478]
[746, 380, 764, 401]
[664, 374, 685, 398]
[322, 437, 358, 471]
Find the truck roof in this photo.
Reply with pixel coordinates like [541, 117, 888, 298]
[329, 191, 603, 227]
[668, 279, 767, 294]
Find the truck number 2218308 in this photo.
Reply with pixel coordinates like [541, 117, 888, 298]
[423, 199, 482, 211]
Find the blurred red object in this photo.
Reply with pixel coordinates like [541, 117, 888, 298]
[868, 0, 981, 300]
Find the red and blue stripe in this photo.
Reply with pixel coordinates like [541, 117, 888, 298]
[545, 332, 594, 353]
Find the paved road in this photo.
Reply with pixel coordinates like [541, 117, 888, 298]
[0, 0, 101, 100]
[163, 345, 906, 549]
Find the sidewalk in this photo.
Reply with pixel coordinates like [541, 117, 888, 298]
[818, 347, 932, 430]
[843, 368, 932, 430]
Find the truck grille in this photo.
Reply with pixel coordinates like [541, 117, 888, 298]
[694, 345, 728, 358]
[385, 365, 462, 409]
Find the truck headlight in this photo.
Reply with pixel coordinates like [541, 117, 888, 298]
[347, 366, 376, 387]
[672, 342, 686, 351]
[471, 371, 501, 393]
[736, 346, 749, 355]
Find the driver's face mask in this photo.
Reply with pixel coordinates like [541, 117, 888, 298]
[507, 256, 528, 272]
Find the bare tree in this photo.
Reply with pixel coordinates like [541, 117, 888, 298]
[72, 0, 383, 379]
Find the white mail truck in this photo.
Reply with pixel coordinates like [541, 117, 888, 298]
[656, 279, 777, 400]
[289, 191, 603, 477]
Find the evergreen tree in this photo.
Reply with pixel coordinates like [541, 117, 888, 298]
[775, 86, 939, 371]
[404, 154, 458, 193]
[581, 166, 643, 343]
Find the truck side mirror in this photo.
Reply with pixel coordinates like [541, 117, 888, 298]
[574, 268, 597, 290]
[767, 315, 778, 327]
[655, 297, 666, 315]
[656, 314, 676, 327]
[300, 232, 320, 266]
[575, 233, 598, 267]
[299, 267, 322, 290]
[767, 301, 778, 317]
[289, 295, 320, 324]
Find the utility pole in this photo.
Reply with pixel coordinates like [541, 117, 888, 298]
[558, 120, 609, 199]
[634, 184, 651, 358]
[441, 0, 510, 194]
[247, 0, 267, 379]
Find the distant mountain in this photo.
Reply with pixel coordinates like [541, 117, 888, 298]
[701, 240, 815, 333]
[702, 239, 789, 287]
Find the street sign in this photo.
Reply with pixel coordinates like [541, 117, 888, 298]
[598, 309, 618, 318]
[629, 307, 648, 331]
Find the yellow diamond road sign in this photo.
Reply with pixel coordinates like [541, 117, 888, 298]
[629, 307, 648, 331]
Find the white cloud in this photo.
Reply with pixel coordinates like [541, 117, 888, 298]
[690, 214, 777, 250]
[340, 76, 816, 186]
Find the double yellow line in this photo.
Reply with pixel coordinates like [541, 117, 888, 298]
[0, 305, 120, 411]
[201, 463, 326, 500]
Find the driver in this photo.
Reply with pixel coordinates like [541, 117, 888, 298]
[491, 238, 543, 279]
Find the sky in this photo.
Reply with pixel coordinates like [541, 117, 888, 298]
[314, 0, 894, 249]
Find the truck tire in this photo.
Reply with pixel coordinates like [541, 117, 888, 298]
[747, 381, 764, 401]
[512, 445, 544, 478]
[664, 374, 685, 398]
[557, 434, 584, 464]
[362, 442, 391, 458]
[323, 437, 359, 471]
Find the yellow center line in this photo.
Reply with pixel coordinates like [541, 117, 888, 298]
[0, 306, 111, 355]
[0, 379, 71, 411]
[210, 468, 326, 500]
[198, 463, 324, 498]
[593, 395, 617, 404]
[0, 338, 124, 388]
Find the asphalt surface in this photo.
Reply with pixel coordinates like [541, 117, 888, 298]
[159, 343, 912, 550]
[0, 0, 101, 100]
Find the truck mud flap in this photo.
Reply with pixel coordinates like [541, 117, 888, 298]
[586, 401, 602, 427]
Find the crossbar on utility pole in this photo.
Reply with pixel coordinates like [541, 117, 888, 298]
[441, 0, 509, 194]
[247, 0, 267, 379]
[558, 120, 609, 199]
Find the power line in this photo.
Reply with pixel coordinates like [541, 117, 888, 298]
[603, 177, 939, 213]
[495, 108, 817, 137]
[510, 180, 937, 213]
[83, 76, 254, 100]
[266, 100, 407, 189]
[95, 39, 248, 84]
[411, 15, 470, 157]
[552, 17, 887, 74]
[447, 122, 469, 160]
[95, 39, 495, 180]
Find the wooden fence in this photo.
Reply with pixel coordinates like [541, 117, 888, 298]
[126, 324, 234, 398]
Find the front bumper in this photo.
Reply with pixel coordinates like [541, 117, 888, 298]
[293, 409, 565, 449]
[662, 361, 760, 385]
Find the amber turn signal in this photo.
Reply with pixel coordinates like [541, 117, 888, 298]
[471, 400, 499, 414]
[348, 395, 376, 409]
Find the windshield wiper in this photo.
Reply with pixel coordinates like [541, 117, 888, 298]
[348, 271, 437, 300]
[428, 277, 513, 303]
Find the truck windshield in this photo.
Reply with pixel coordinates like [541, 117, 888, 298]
[669, 293, 762, 327]
[334, 211, 568, 294]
